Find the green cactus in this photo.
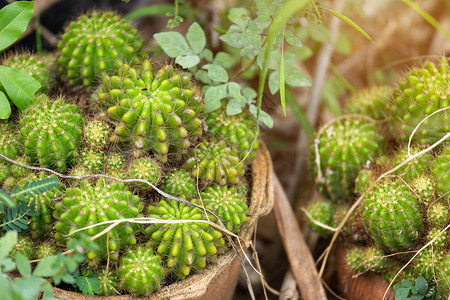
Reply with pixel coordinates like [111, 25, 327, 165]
[361, 178, 423, 252]
[164, 169, 197, 199]
[18, 95, 84, 173]
[54, 179, 143, 264]
[310, 117, 383, 203]
[36, 242, 58, 259]
[346, 246, 390, 273]
[128, 157, 161, 189]
[354, 168, 376, 195]
[383, 262, 416, 284]
[145, 199, 226, 279]
[0, 122, 20, 160]
[206, 108, 259, 162]
[98, 269, 119, 296]
[200, 185, 249, 233]
[80, 148, 106, 173]
[184, 140, 245, 186]
[394, 146, 433, 180]
[433, 144, 450, 202]
[10, 155, 31, 178]
[346, 85, 392, 120]
[3, 176, 17, 192]
[427, 227, 447, 249]
[57, 11, 143, 86]
[332, 204, 353, 236]
[118, 246, 164, 296]
[411, 175, 436, 205]
[94, 60, 204, 160]
[106, 153, 125, 171]
[10, 235, 34, 260]
[389, 58, 450, 145]
[427, 202, 449, 228]
[414, 248, 443, 281]
[437, 254, 450, 297]
[305, 199, 335, 237]
[0, 162, 9, 183]
[83, 120, 110, 149]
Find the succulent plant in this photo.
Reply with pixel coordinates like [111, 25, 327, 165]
[394, 146, 433, 180]
[427, 227, 447, 249]
[305, 199, 335, 237]
[3, 176, 17, 192]
[36, 242, 58, 259]
[346, 85, 392, 120]
[54, 179, 143, 264]
[200, 185, 249, 233]
[332, 204, 353, 236]
[0, 122, 20, 160]
[18, 95, 84, 173]
[433, 144, 449, 202]
[310, 117, 383, 203]
[98, 269, 119, 296]
[94, 60, 204, 160]
[361, 178, 423, 253]
[414, 248, 443, 280]
[106, 153, 125, 171]
[145, 199, 226, 279]
[10, 235, 34, 260]
[128, 157, 161, 189]
[184, 140, 245, 186]
[427, 202, 449, 228]
[0, 162, 10, 183]
[437, 254, 450, 296]
[10, 155, 30, 178]
[83, 120, 110, 149]
[411, 175, 436, 205]
[346, 246, 390, 273]
[383, 263, 416, 285]
[163, 169, 197, 199]
[389, 58, 450, 145]
[57, 11, 143, 86]
[118, 246, 164, 296]
[206, 108, 259, 162]
[80, 148, 106, 172]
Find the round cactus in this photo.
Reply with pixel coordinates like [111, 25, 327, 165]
[411, 175, 436, 205]
[361, 178, 423, 253]
[36, 242, 58, 259]
[346, 246, 390, 273]
[184, 140, 245, 186]
[305, 199, 335, 237]
[18, 95, 84, 173]
[10, 156, 30, 178]
[128, 157, 161, 189]
[57, 11, 143, 86]
[414, 248, 443, 280]
[0, 162, 10, 183]
[80, 148, 106, 172]
[394, 146, 433, 180]
[383, 263, 416, 285]
[346, 85, 392, 120]
[433, 144, 449, 201]
[427, 227, 447, 249]
[4, 53, 52, 92]
[427, 202, 449, 227]
[0, 122, 20, 160]
[83, 120, 110, 149]
[164, 169, 197, 199]
[437, 254, 450, 297]
[94, 60, 204, 160]
[3, 176, 17, 192]
[200, 185, 249, 233]
[206, 108, 259, 162]
[332, 204, 353, 236]
[310, 117, 383, 203]
[118, 246, 164, 296]
[389, 58, 450, 145]
[145, 199, 226, 279]
[98, 269, 119, 296]
[10, 235, 34, 260]
[106, 152, 126, 171]
[54, 179, 143, 263]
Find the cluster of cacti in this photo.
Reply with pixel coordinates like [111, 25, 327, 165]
[306, 58, 450, 296]
[0, 9, 260, 298]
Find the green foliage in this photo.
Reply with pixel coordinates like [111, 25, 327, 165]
[74, 269, 100, 296]
[394, 276, 439, 300]
[0, 1, 34, 51]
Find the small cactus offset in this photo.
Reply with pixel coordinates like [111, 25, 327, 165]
[106, 152, 126, 171]
[346, 246, 390, 273]
[36, 242, 58, 259]
[0, 122, 21, 160]
[18, 95, 84, 173]
[0, 161, 9, 183]
[345, 85, 392, 120]
[427, 202, 449, 228]
[10, 235, 34, 260]
[145, 199, 226, 279]
[184, 140, 245, 186]
[128, 157, 161, 190]
[54, 179, 143, 264]
[164, 169, 197, 199]
[80, 148, 106, 173]
[309, 117, 383, 203]
[389, 58, 450, 145]
[394, 146, 433, 180]
[98, 269, 119, 296]
[305, 199, 335, 237]
[361, 178, 423, 252]
[427, 228, 447, 249]
[118, 246, 164, 296]
[10, 156, 30, 178]
[57, 11, 143, 86]
[200, 185, 249, 233]
[413, 248, 444, 281]
[433, 144, 450, 202]
[94, 60, 204, 160]
[206, 108, 259, 162]
[83, 120, 111, 149]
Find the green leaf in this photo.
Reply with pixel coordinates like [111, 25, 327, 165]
[195, 70, 212, 84]
[154, 32, 192, 57]
[285, 66, 311, 87]
[401, 280, 413, 288]
[125, 4, 175, 20]
[10, 277, 44, 300]
[228, 8, 249, 29]
[219, 30, 253, 49]
[0, 231, 17, 258]
[186, 22, 206, 54]
[285, 26, 302, 47]
[213, 52, 237, 69]
[226, 98, 245, 115]
[33, 255, 59, 277]
[227, 82, 242, 98]
[11, 177, 59, 199]
[175, 54, 200, 68]
[249, 104, 273, 128]
[41, 281, 56, 300]
[268, 71, 279, 94]
[279, 51, 286, 116]
[242, 87, 257, 101]
[0, 189, 16, 208]
[203, 64, 229, 83]
[415, 276, 428, 295]
[76, 273, 99, 296]
[335, 32, 352, 55]
[395, 287, 411, 300]
[286, 87, 313, 136]
[200, 49, 213, 61]
[203, 84, 227, 112]
[324, 8, 372, 41]
[0, 1, 34, 52]
[15, 253, 31, 278]
[0, 91, 11, 119]
[0, 66, 41, 112]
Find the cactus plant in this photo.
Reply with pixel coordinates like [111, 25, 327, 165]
[94, 60, 204, 160]
[118, 246, 164, 296]
[54, 179, 143, 264]
[200, 185, 249, 233]
[0, 162, 10, 183]
[18, 95, 84, 173]
[57, 11, 143, 86]
[98, 269, 119, 296]
[0, 122, 20, 160]
[414, 248, 444, 280]
[389, 58, 450, 145]
[437, 254, 450, 296]
[433, 144, 450, 202]
[361, 178, 423, 252]
[346, 246, 390, 273]
[36, 242, 58, 259]
[83, 120, 110, 149]
[184, 140, 245, 186]
[128, 157, 161, 190]
[163, 169, 197, 199]
[80, 148, 106, 172]
[106, 152, 126, 171]
[346, 85, 392, 120]
[394, 146, 433, 180]
[305, 199, 335, 237]
[145, 199, 226, 279]
[427, 202, 449, 228]
[310, 117, 383, 203]
[10, 235, 34, 260]
[10, 155, 30, 178]
[427, 227, 447, 249]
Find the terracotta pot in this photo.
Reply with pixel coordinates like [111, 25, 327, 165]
[335, 243, 395, 300]
[52, 143, 274, 300]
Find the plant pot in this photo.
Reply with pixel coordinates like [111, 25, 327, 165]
[335, 243, 395, 300]
[51, 143, 274, 300]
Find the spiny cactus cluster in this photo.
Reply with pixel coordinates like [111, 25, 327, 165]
[345, 85, 392, 120]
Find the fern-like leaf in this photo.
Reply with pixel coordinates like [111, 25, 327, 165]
[11, 178, 59, 199]
[1, 200, 39, 233]
[75, 270, 99, 296]
[0, 189, 16, 208]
